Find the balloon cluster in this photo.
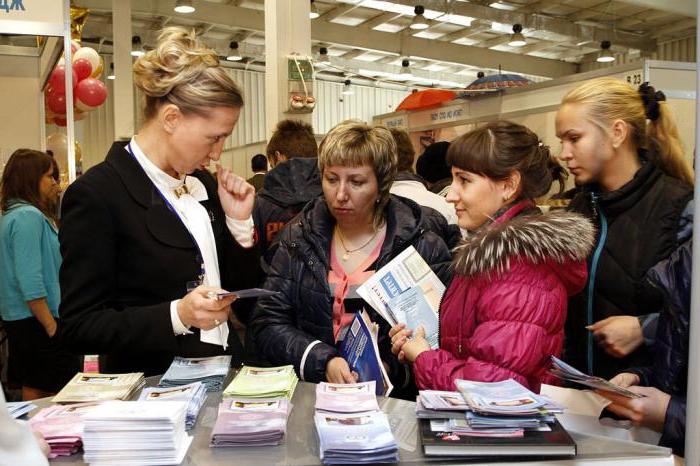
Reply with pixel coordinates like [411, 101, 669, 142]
[45, 40, 108, 127]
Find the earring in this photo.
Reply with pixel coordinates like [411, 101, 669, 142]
[376, 198, 381, 204]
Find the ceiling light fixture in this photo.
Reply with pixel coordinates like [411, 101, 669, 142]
[226, 41, 242, 61]
[342, 79, 354, 95]
[130, 36, 144, 57]
[596, 40, 615, 63]
[318, 46, 330, 65]
[309, 0, 320, 19]
[508, 24, 526, 47]
[399, 58, 412, 79]
[410, 5, 429, 30]
[174, 0, 195, 14]
[107, 62, 115, 80]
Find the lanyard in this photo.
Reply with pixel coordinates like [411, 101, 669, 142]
[125, 143, 205, 284]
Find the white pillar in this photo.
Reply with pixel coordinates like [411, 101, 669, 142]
[264, 0, 312, 139]
[63, 0, 76, 182]
[112, 0, 134, 140]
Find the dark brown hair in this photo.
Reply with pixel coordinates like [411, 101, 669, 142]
[1, 149, 58, 222]
[267, 119, 318, 161]
[446, 121, 566, 199]
[389, 128, 415, 173]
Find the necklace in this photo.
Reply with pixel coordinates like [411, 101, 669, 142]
[336, 227, 379, 261]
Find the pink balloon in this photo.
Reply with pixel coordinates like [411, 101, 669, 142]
[75, 78, 107, 111]
[47, 92, 68, 115]
[73, 58, 92, 81]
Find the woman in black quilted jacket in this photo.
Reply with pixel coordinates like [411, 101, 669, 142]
[248, 120, 452, 399]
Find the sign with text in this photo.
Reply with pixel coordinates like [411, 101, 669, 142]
[409, 102, 467, 128]
[0, 0, 65, 36]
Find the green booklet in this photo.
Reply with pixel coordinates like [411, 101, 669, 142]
[223, 365, 298, 400]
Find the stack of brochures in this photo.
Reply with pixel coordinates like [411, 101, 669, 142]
[419, 379, 575, 458]
[7, 401, 36, 419]
[52, 373, 145, 403]
[29, 402, 102, 458]
[159, 355, 231, 392]
[82, 401, 192, 465]
[138, 381, 207, 430]
[223, 365, 298, 400]
[314, 381, 399, 464]
[356, 245, 444, 349]
[210, 397, 292, 447]
[338, 311, 393, 397]
[549, 355, 643, 398]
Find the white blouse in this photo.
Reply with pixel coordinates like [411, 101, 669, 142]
[128, 138, 254, 349]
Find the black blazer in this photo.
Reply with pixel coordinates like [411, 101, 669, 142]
[59, 141, 260, 376]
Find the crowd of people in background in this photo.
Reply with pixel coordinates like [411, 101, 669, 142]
[0, 25, 696, 459]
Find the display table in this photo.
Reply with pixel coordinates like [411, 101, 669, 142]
[36, 374, 674, 465]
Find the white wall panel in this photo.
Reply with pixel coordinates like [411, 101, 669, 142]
[580, 36, 696, 73]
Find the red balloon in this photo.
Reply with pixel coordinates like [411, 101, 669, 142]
[75, 78, 107, 111]
[47, 92, 68, 115]
[48, 64, 78, 93]
[73, 58, 92, 81]
[45, 83, 63, 98]
[54, 117, 68, 127]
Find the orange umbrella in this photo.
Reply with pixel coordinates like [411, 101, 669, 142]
[396, 89, 457, 111]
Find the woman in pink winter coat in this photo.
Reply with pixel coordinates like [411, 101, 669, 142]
[390, 121, 595, 393]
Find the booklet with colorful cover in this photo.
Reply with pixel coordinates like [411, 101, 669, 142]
[455, 379, 545, 415]
[223, 365, 298, 399]
[315, 381, 380, 413]
[210, 397, 291, 447]
[338, 311, 393, 397]
[7, 401, 36, 419]
[29, 402, 103, 458]
[314, 410, 399, 464]
[159, 355, 231, 392]
[52, 372, 145, 403]
[419, 390, 470, 411]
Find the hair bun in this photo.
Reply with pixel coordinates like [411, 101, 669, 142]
[638, 82, 666, 121]
[133, 27, 219, 98]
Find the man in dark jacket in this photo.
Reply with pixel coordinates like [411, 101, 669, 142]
[253, 120, 319, 267]
[599, 240, 691, 456]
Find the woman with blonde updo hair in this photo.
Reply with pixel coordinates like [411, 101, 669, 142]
[556, 77, 693, 381]
[59, 27, 260, 376]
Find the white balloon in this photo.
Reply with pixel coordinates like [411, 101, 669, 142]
[73, 47, 100, 74]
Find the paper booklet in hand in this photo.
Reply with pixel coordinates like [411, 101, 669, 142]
[548, 356, 644, 398]
[356, 246, 443, 349]
[338, 310, 393, 397]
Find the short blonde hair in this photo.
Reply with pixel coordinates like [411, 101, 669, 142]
[318, 120, 398, 227]
[561, 77, 692, 185]
[133, 27, 243, 121]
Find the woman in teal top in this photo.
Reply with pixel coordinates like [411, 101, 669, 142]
[0, 149, 79, 400]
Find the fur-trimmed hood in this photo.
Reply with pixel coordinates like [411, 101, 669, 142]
[453, 209, 595, 285]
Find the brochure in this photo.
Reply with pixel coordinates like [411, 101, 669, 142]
[159, 355, 231, 392]
[314, 410, 399, 464]
[455, 379, 545, 415]
[315, 381, 380, 413]
[356, 246, 445, 325]
[52, 372, 145, 403]
[338, 311, 393, 397]
[387, 286, 439, 349]
[139, 382, 207, 430]
[223, 365, 298, 399]
[548, 356, 644, 398]
[210, 397, 291, 447]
